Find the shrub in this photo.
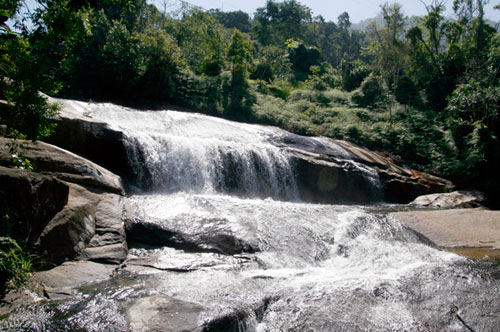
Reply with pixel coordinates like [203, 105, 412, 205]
[351, 73, 388, 108]
[0, 236, 32, 294]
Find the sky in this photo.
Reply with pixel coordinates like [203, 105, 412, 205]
[159, 0, 500, 24]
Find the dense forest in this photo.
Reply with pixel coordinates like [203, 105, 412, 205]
[1, 0, 500, 206]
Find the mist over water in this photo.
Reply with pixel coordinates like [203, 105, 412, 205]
[3, 101, 498, 331]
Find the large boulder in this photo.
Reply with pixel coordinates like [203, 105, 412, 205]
[0, 138, 128, 265]
[288, 148, 381, 204]
[34, 261, 117, 299]
[409, 190, 486, 209]
[0, 166, 69, 245]
[125, 202, 257, 256]
[392, 208, 500, 260]
[0, 137, 124, 194]
[125, 296, 204, 332]
[44, 97, 138, 188]
[275, 133, 453, 204]
[37, 183, 128, 264]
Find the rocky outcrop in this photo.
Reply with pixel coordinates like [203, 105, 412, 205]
[0, 137, 123, 194]
[125, 203, 257, 256]
[288, 148, 381, 203]
[38, 183, 128, 264]
[0, 139, 128, 265]
[34, 261, 117, 299]
[409, 190, 486, 209]
[0, 166, 69, 245]
[44, 97, 139, 188]
[275, 133, 453, 203]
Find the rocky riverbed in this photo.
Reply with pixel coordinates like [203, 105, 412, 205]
[1, 98, 499, 331]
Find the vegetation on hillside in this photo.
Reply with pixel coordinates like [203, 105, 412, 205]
[0, 0, 499, 211]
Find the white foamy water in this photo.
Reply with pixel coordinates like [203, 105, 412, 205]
[123, 193, 491, 332]
[65, 100, 300, 199]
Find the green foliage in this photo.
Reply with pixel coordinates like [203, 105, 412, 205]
[6, 135, 34, 171]
[351, 73, 388, 108]
[0, 236, 32, 294]
[445, 82, 500, 184]
[254, 45, 292, 80]
[226, 30, 255, 117]
[1, 37, 59, 141]
[339, 59, 371, 91]
[210, 9, 251, 33]
[288, 43, 320, 81]
[173, 8, 228, 75]
[253, 0, 312, 46]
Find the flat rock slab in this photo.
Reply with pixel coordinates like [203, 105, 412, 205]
[34, 261, 116, 289]
[126, 296, 203, 332]
[393, 209, 500, 258]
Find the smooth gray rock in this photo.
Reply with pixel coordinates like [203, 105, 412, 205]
[38, 184, 128, 264]
[273, 132, 454, 203]
[37, 184, 98, 262]
[126, 296, 204, 332]
[393, 208, 500, 249]
[45, 97, 140, 189]
[125, 203, 257, 255]
[34, 261, 116, 300]
[409, 190, 486, 209]
[82, 194, 128, 264]
[287, 148, 381, 204]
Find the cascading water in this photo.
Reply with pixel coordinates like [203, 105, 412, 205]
[65, 101, 300, 200]
[2, 101, 499, 331]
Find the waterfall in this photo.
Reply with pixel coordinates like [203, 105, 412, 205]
[63, 100, 386, 202]
[65, 101, 303, 199]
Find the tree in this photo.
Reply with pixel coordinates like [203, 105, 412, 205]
[288, 42, 320, 81]
[253, 0, 312, 46]
[0, 0, 68, 140]
[365, 3, 409, 124]
[227, 30, 254, 116]
[210, 9, 251, 33]
[171, 8, 227, 75]
[252, 45, 292, 81]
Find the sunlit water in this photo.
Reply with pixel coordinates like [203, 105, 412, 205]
[2, 101, 499, 331]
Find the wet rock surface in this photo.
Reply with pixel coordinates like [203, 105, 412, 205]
[34, 261, 116, 298]
[126, 296, 204, 332]
[45, 97, 137, 188]
[37, 183, 127, 264]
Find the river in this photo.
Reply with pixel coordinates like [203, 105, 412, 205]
[2, 101, 499, 331]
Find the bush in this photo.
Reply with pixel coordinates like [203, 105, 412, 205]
[339, 59, 371, 92]
[351, 73, 388, 108]
[0, 237, 32, 294]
